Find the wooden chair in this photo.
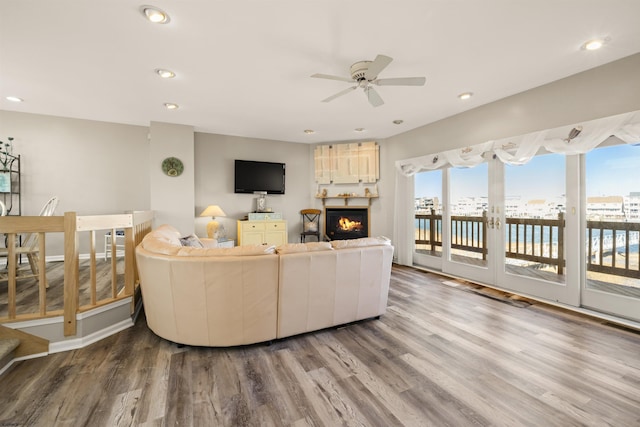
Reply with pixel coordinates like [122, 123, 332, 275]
[0, 196, 59, 284]
[300, 209, 321, 242]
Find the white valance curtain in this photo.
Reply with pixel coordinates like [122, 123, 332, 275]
[393, 110, 640, 266]
[396, 109, 640, 175]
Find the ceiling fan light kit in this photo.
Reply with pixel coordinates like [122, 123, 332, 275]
[311, 54, 426, 107]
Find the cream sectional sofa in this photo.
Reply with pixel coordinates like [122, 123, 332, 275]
[135, 224, 394, 347]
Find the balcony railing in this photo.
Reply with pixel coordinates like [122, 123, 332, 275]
[415, 210, 640, 279]
[587, 220, 640, 279]
[505, 213, 565, 275]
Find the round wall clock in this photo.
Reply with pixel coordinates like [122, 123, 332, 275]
[161, 157, 184, 177]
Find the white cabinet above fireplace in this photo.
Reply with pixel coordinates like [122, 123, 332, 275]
[314, 141, 379, 184]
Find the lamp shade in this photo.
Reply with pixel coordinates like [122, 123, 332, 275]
[200, 205, 226, 218]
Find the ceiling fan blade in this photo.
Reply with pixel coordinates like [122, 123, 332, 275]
[373, 77, 426, 86]
[311, 73, 354, 83]
[365, 54, 393, 80]
[365, 86, 384, 107]
[322, 86, 358, 102]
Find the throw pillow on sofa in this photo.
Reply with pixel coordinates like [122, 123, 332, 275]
[179, 234, 204, 248]
[140, 224, 183, 255]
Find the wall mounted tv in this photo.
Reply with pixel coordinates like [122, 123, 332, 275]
[234, 160, 286, 194]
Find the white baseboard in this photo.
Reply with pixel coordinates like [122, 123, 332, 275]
[4, 298, 136, 356]
[49, 318, 134, 354]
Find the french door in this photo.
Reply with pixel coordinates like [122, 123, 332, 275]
[415, 154, 577, 305]
[581, 144, 640, 322]
[494, 154, 578, 305]
[415, 144, 640, 321]
[441, 161, 495, 284]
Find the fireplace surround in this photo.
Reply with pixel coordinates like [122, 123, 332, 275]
[325, 207, 369, 240]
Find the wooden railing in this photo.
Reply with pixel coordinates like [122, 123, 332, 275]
[0, 211, 153, 336]
[415, 210, 488, 259]
[451, 212, 488, 260]
[505, 213, 565, 274]
[415, 210, 442, 252]
[587, 220, 640, 279]
[415, 211, 640, 279]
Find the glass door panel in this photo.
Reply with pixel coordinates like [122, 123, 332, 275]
[448, 163, 488, 268]
[503, 154, 566, 284]
[414, 170, 443, 269]
[582, 144, 640, 322]
[495, 152, 578, 304]
[442, 163, 494, 284]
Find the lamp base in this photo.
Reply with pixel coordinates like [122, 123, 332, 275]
[206, 220, 220, 239]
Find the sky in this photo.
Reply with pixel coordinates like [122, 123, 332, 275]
[415, 143, 640, 201]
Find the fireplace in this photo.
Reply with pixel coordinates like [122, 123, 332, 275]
[325, 207, 369, 240]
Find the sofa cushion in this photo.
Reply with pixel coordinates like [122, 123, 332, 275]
[177, 244, 276, 257]
[276, 242, 333, 254]
[140, 224, 183, 255]
[153, 224, 182, 242]
[179, 234, 204, 248]
[330, 236, 392, 249]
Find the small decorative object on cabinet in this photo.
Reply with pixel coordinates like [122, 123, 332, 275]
[0, 137, 20, 216]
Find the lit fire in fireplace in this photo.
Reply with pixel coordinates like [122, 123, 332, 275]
[338, 216, 363, 232]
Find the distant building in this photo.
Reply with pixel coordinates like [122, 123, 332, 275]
[505, 196, 565, 219]
[415, 196, 440, 213]
[415, 193, 636, 221]
[587, 196, 625, 220]
[624, 193, 640, 220]
[451, 197, 487, 216]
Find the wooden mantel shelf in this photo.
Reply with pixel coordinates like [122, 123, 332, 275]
[315, 195, 378, 206]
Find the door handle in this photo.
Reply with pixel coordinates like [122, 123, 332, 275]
[495, 218, 501, 230]
[488, 217, 494, 229]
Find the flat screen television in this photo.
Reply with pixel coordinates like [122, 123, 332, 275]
[234, 160, 286, 194]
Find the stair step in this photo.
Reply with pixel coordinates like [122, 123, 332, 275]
[0, 337, 21, 371]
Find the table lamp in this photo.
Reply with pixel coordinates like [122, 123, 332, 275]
[200, 205, 226, 239]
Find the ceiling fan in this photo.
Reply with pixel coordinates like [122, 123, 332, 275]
[311, 54, 426, 107]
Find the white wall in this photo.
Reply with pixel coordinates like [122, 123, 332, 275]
[149, 121, 195, 234]
[387, 53, 640, 161]
[194, 132, 310, 242]
[0, 110, 150, 256]
[381, 53, 640, 243]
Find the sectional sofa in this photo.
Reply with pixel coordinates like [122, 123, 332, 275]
[135, 224, 394, 347]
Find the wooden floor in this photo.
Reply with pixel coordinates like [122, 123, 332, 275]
[1, 265, 640, 426]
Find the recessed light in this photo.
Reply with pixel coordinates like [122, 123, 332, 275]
[304, 129, 315, 134]
[458, 92, 473, 100]
[5, 96, 23, 102]
[164, 103, 179, 110]
[392, 120, 403, 125]
[354, 128, 365, 132]
[582, 38, 606, 51]
[140, 6, 170, 24]
[155, 68, 175, 78]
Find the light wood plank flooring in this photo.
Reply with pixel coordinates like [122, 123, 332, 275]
[1, 264, 639, 426]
